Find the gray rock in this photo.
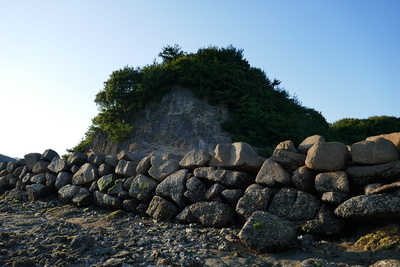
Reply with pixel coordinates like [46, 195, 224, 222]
[176, 206, 197, 224]
[115, 159, 138, 177]
[162, 153, 183, 161]
[221, 189, 244, 206]
[255, 158, 292, 187]
[305, 142, 348, 171]
[351, 137, 399, 165]
[6, 162, 17, 173]
[146, 195, 179, 221]
[236, 184, 276, 221]
[21, 173, 34, 184]
[41, 149, 60, 162]
[298, 135, 326, 155]
[179, 149, 212, 169]
[18, 165, 29, 179]
[122, 198, 140, 214]
[193, 167, 253, 188]
[24, 153, 42, 171]
[67, 152, 88, 167]
[315, 171, 350, 193]
[26, 184, 51, 201]
[72, 163, 99, 186]
[104, 155, 118, 167]
[268, 187, 321, 221]
[148, 156, 181, 182]
[12, 166, 23, 178]
[47, 158, 69, 174]
[334, 192, 400, 221]
[136, 155, 153, 174]
[55, 171, 73, 189]
[346, 160, 400, 194]
[370, 259, 400, 267]
[32, 160, 50, 174]
[155, 169, 188, 208]
[129, 174, 158, 203]
[205, 183, 226, 201]
[364, 183, 384, 195]
[72, 187, 92, 206]
[107, 179, 124, 195]
[292, 166, 317, 193]
[270, 149, 306, 174]
[58, 184, 80, 204]
[30, 173, 46, 184]
[97, 163, 114, 177]
[209, 142, 262, 173]
[238, 211, 297, 253]
[321, 192, 349, 205]
[184, 177, 207, 203]
[366, 181, 400, 195]
[97, 174, 117, 193]
[190, 201, 235, 227]
[302, 205, 345, 235]
[87, 150, 106, 166]
[93, 190, 122, 209]
[117, 149, 144, 162]
[366, 132, 400, 152]
[70, 234, 95, 252]
[45, 173, 57, 188]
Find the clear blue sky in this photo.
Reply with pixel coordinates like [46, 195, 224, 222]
[1, 1, 399, 158]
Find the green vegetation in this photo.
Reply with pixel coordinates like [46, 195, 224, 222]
[68, 44, 400, 154]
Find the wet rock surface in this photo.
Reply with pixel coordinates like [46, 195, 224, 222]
[1, 195, 400, 267]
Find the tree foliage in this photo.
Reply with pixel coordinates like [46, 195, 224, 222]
[327, 116, 400, 144]
[70, 45, 340, 153]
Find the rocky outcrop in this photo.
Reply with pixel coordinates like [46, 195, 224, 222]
[88, 86, 232, 155]
[2, 132, 400, 254]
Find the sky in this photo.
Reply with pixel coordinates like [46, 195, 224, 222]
[1, 1, 399, 158]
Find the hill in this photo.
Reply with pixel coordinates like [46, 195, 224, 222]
[0, 154, 16, 163]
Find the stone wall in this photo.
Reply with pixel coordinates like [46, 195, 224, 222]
[1, 132, 400, 253]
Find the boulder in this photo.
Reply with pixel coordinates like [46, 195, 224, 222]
[292, 166, 317, 193]
[205, 183, 226, 201]
[122, 198, 141, 214]
[97, 174, 117, 193]
[117, 150, 143, 162]
[6, 162, 17, 173]
[32, 161, 50, 174]
[148, 156, 180, 182]
[21, 173, 34, 184]
[176, 206, 197, 224]
[30, 173, 46, 184]
[366, 132, 400, 152]
[334, 192, 400, 221]
[45, 173, 56, 188]
[24, 153, 42, 171]
[115, 159, 138, 177]
[72, 163, 99, 186]
[97, 163, 114, 177]
[41, 149, 60, 162]
[162, 153, 184, 161]
[270, 142, 306, 174]
[194, 167, 253, 188]
[346, 160, 400, 194]
[305, 142, 348, 171]
[104, 155, 118, 167]
[255, 159, 291, 187]
[179, 150, 212, 169]
[221, 189, 244, 206]
[321, 192, 349, 205]
[235, 184, 276, 221]
[351, 138, 399, 165]
[107, 179, 124, 195]
[87, 150, 106, 166]
[301, 205, 345, 235]
[209, 142, 262, 172]
[268, 187, 321, 221]
[18, 165, 29, 179]
[67, 152, 88, 167]
[315, 171, 350, 193]
[47, 158, 69, 174]
[129, 174, 158, 203]
[26, 184, 51, 201]
[366, 181, 400, 195]
[190, 201, 235, 228]
[58, 184, 80, 204]
[146, 195, 179, 221]
[93, 190, 122, 210]
[155, 169, 188, 208]
[238, 211, 297, 253]
[184, 177, 207, 203]
[55, 171, 73, 189]
[298, 135, 325, 155]
[136, 155, 153, 174]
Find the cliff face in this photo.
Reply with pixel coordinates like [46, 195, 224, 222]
[89, 86, 231, 155]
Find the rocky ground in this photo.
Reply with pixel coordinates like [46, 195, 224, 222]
[1, 193, 400, 267]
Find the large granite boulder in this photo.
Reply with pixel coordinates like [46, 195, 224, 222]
[26, 184, 51, 201]
[146, 196, 179, 221]
[148, 156, 180, 182]
[351, 137, 399, 165]
[41, 149, 60, 162]
[305, 142, 348, 171]
[268, 187, 321, 221]
[184, 177, 207, 203]
[209, 142, 262, 172]
[190, 201, 235, 228]
[301, 205, 345, 235]
[315, 171, 350, 193]
[334, 192, 400, 221]
[47, 158, 69, 174]
[93, 191, 122, 210]
[292, 166, 317, 193]
[239, 211, 297, 253]
[346, 160, 400, 194]
[179, 150, 212, 169]
[270, 140, 306, 174]
[155, 169, 188, 208]
[24, 153, 42, 171]
[58, 184, 80, 204]
[255, 159, 291, 187]
[72, 163, 99, 186]
[193, 167, 253, 188]
[115, 159, 138, 177]
[366, 132, 400, 152]
[298, 135, 325, 155]
[129, 174, 158, 203]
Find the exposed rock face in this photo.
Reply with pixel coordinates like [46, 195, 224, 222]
[351, 137, 399, 165]
[89, 86, 231, 155]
